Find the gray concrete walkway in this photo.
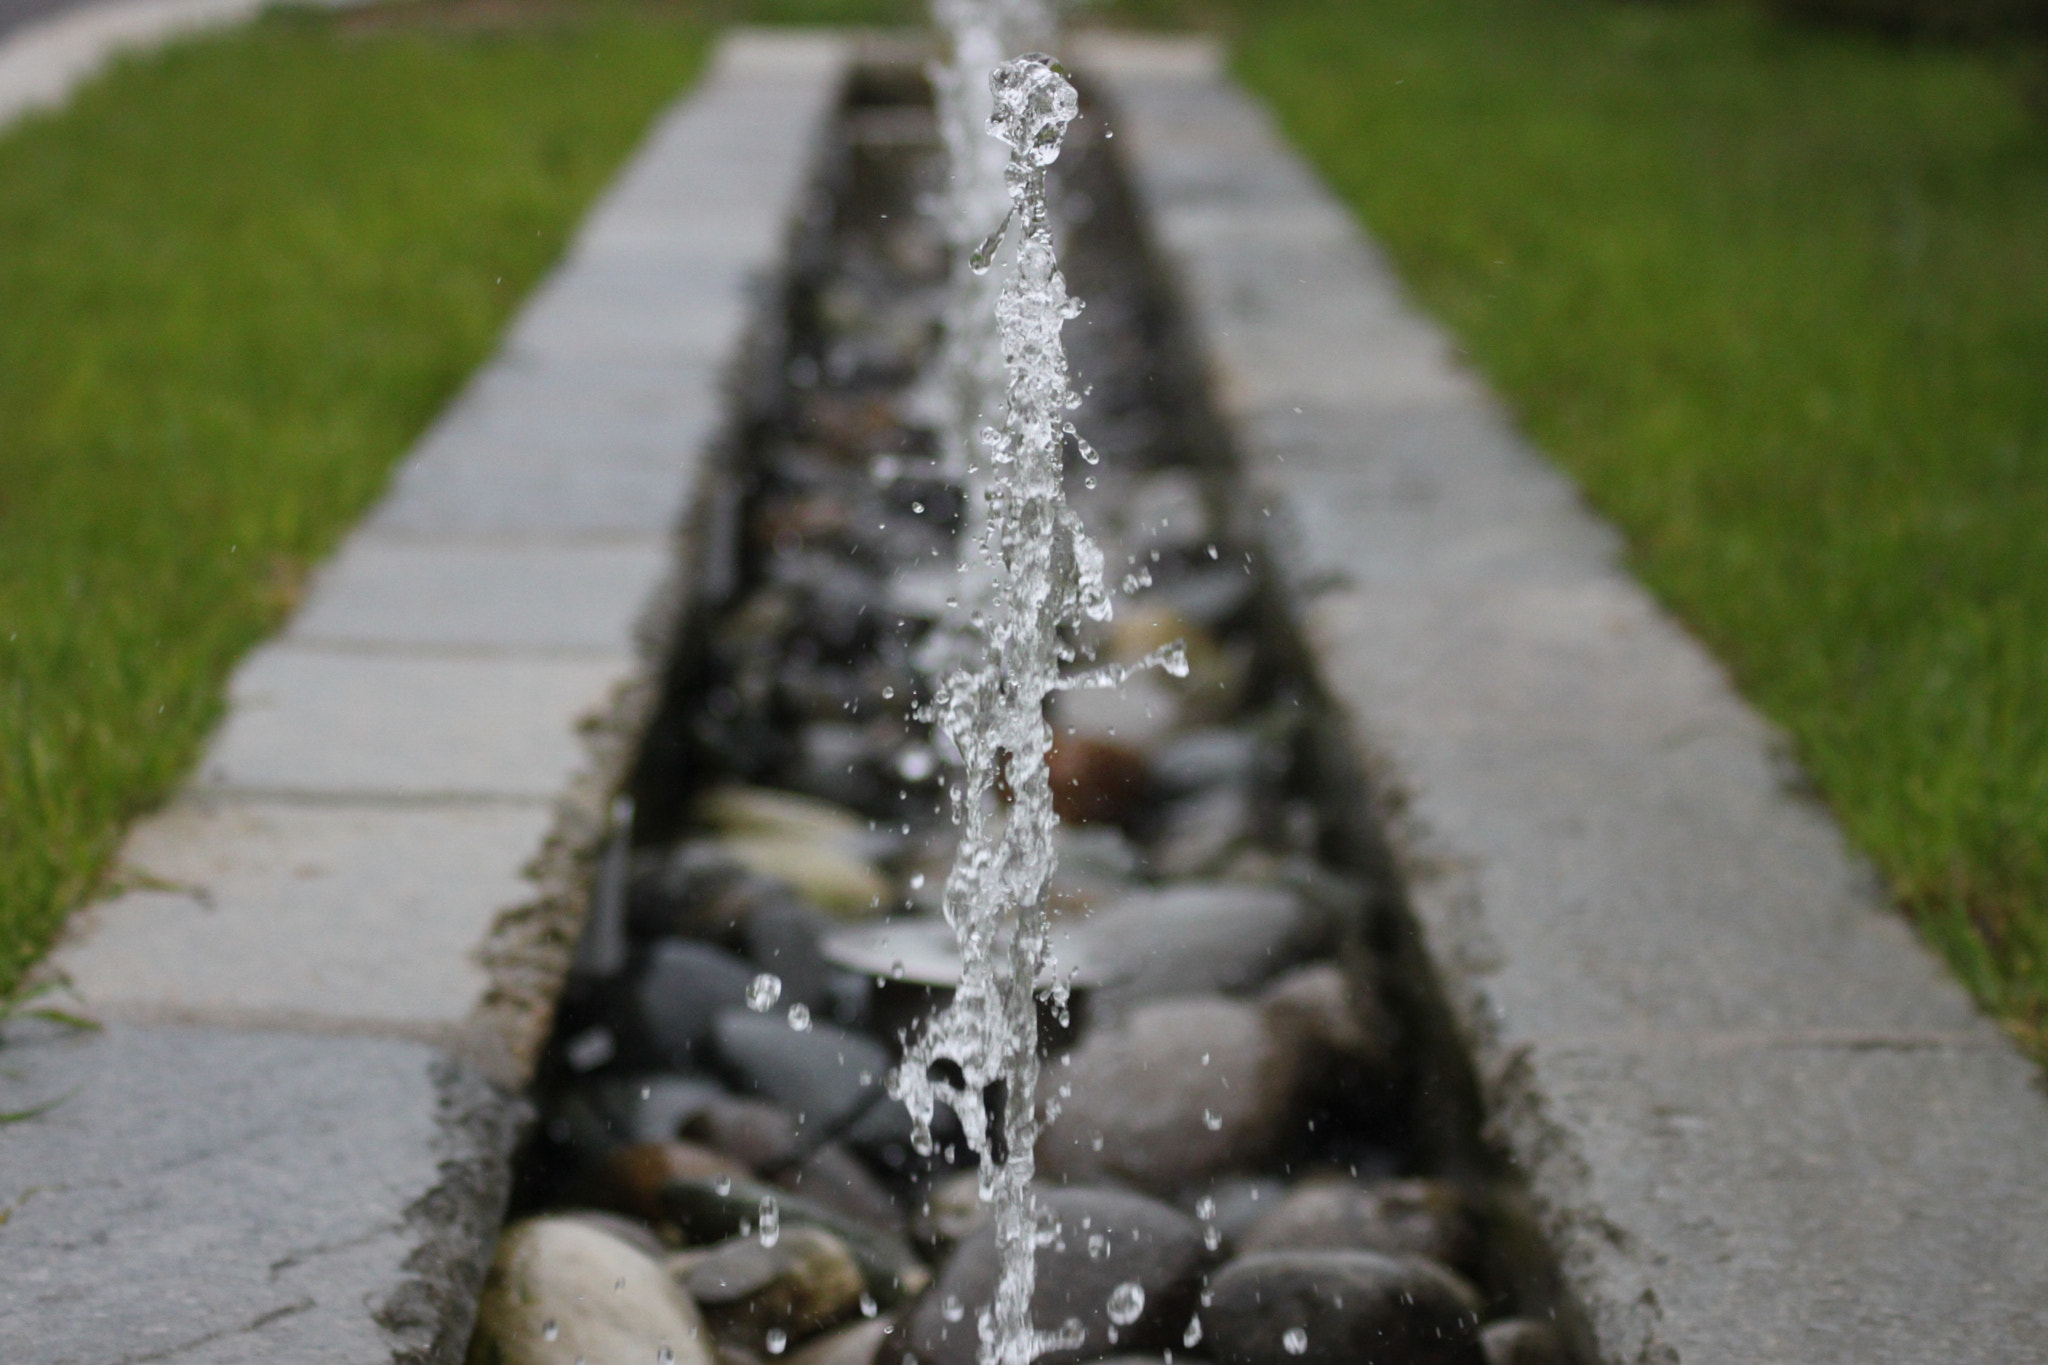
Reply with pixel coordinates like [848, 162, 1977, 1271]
[1077, 31, 2048, 1365]
[0, 32, 852, 1361]
[7, 22, 2047, 1365]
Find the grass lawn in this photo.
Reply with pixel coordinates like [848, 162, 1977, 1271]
[0, 0, 724, 998]
[1166, 0, 2048, 1049]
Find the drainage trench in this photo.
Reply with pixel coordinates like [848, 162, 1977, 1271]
[476, 57, 1579, 1365]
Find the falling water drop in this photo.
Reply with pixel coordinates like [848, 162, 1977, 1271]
[1203, 1225, 1222, 1252]
[787, 1003, 813, 1032]
[1195, 1196, 1216, 1222]
[766, 1329, 789, 1356]
[747, 974, 782, 1012]
[658, 1349, 676, 1365]
[1282, 1328, 1309, 1356]
[1203, 1109, 1223, 1131]
[1183, 1316, 1204, 1348]
[1106, 1282, 1146, 1326]
[713, 1174, 732, 1196]
[542, 1320, 559, 1343]
[941, 1295, 967, 1324]
[758, 1195, 781, 1248]
[860, 1293, 879, 1319]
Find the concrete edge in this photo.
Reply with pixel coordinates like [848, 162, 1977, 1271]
[1078, 30, 2048, 1365]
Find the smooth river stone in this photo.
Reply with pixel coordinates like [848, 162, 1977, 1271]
[1236, 1178, 1480, 1279]
[628, 939, 758, 1069]
[880, 1186, 1211, 1365]
[683, 1226, 868, 1348]
[1480, 1318, 1569, 1365]
[467, 1216, 713, 1365]
[1072, 882, 1330, 1011]
[1037, 995, 1303, 1195]
[1201, 1250, 1485, 1365]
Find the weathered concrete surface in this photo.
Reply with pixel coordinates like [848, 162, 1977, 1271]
[15, 32, 852, 1362]
[0, 1020, 520, 1365]
[54, 799, 553, 1034]
[1082, 31, 2048, 1365]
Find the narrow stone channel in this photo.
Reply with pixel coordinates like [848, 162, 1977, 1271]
[469, 56, 1577, 1365]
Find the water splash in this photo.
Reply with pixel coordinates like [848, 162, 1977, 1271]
[889, 53, 1116, 1365]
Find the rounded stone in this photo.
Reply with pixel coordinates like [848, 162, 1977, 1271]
[881, 1186, 1211, 1365]
[1036, 996, 1301, 1196]
[1237, 1179, 1479, 1278]
[1480, 1318, 1569, 1365]
[467, 1216, 713, 1365]
[1201, 1250, 1484, 1365]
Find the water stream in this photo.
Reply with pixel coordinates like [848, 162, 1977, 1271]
[471, 45, 1578, 1365]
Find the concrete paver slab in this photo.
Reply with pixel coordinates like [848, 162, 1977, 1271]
[1085, 32, 2048, 1364]
[0, 1021, 517, 1364]
[54, 799, 554, 1029]
[14, 28, 853, 1365]
[291, 536, 669, 653]
[197, 644, 629, 799]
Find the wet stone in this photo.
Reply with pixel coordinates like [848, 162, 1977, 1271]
[629, 940, 760, 1070]
[1074, 883, 1331, 1012]
[1200, 1250, 1485, 1365]
[1147, 727, 1272, 802]
[590, 1140, 755, 1225]
[882, 1186, 1211, 1365]
[910, 1170, 988, 1254]
[1037, 996, 1302, 1197]
[710, 1011, 912, 1153]
[678, 1098, 906, 1232]
[685, 1226, 869, 1348]
[786, 1317, 893, 1365]
[468, 1216, 713, 1365]
[1236, 1178, 1480, 1280]
[1479, 1318, 1569, 1365]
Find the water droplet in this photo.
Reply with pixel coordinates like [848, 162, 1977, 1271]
[1183, 1316, 1204, 1348]
[1203, 1109, 1223, 1131]
[748, 974, 782, 1012]
[542, 1320, 559, 1342]
[882, 685, 897, 699]
[766, 1329, 789, 1355]
[713, 1174, 732, 1196]
[1087, 1233, 1109, 1260]
[911, 502, 926, 515]
[1200, 1052, 1211, 1066]
[941, 1295, 967, 1323]
[758, 1195, 781, 1247]
[1282, 1327, 1308, 1356]
[1107, 1282, 1146, 1326]
[1195, 1195, 1216, 1221]
[860, 1293, 879, 1319]
[787, 1003, 812, 1032]
[909, 872, 926, 889]
[890, 959, 906, 980]
[658, 1349, 675, 1365]
[1203, 1225, 1222, 1251]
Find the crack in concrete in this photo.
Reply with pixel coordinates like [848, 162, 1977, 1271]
[119, 1297, 316, 1365]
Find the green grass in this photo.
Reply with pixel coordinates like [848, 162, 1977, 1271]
[0, 1, 718, 996]
[1198, 0, 2048, 1048]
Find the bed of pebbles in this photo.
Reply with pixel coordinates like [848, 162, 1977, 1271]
[466, 64, 1573, 1365]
